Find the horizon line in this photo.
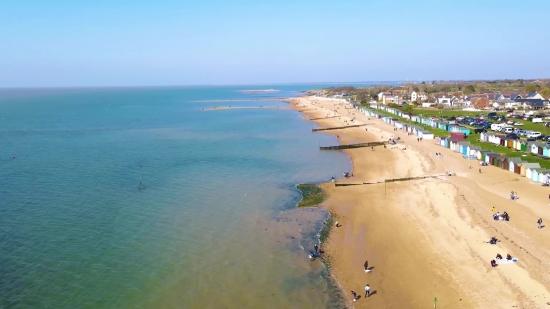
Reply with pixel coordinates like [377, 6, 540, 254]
[1, 78, 548, 90]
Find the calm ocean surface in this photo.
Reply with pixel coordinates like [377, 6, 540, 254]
[0, 84, 369, 309]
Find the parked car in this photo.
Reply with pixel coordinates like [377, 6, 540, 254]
[527, 138, 536, 141]
[474, 128, 486, 134]
[533, 118, 544, 123]
[514, 122, 524, 126]
[506, 133, 519, 139]
[528, 132, 542, 138]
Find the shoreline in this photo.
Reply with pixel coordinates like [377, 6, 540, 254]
[290, 95, 550, 308]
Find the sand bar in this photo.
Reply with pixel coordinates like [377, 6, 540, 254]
[289, 96, 550, 309]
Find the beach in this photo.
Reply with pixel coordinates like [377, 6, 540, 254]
[289, 96, 550, 308]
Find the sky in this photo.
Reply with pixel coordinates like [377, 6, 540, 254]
[1, 0, 549, 87]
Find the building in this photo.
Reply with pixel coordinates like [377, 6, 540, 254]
[436, 95, 452, 106]
[525, 92, 545, 100]
[470, 97, 491, 109]
[411, 91, 428, 102]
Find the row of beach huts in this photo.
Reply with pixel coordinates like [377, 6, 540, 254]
[350, 103, 550, 185]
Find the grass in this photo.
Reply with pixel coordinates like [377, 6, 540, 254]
[365, 105, 550, 169]
[296, 183, 326, 207]
[414, 108, 550, 136]
[466, 134, 550, 169]
[362, 105, 451, 137]
[319, 214, 333, 243]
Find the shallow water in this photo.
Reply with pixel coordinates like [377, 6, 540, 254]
[0, 85, 359, 308]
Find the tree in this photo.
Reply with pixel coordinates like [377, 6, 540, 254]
[463, 85, 475, 95]
[413, 86, 419, 92]
[525, 84, 538, 93]
[540, 87, 550, 99]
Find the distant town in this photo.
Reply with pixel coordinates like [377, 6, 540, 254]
[318, 79, 550, 111]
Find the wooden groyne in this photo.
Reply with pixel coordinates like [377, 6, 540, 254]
[312, 124, 366, 132]
[320, 141, 386, 150]
[334, 174, 448, 187]
[309, 116, 339, 121]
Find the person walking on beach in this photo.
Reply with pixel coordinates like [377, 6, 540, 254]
[351, 291, 357, 302]
[314, 244, 318, 253]
[364, 260, 369, 273]
[538, 218, 543, 229]
[365, 284, 370, 298]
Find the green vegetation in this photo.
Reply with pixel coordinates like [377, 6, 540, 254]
[362, 105, 450, 137]
[296, 183, 326, 207]
[525, 84, 538, 93]
[466, 134, 550, 169]
[365, 105, 550, 169]
[541, 88, 550, 99]
[319, 214, 333, 243]
[412, 109, 550, 136]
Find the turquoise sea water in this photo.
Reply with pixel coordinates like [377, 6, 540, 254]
[0, 85, 363, 309]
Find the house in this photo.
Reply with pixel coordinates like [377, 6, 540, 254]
[521, 163, 541, 177]
[510, 94, 523, 100]
[486, 93, 505, 101]
[411, 91, 428, 102]
[470, 97, 491, 109]
[525, 92, 544, 100]
[496, 99, 519, 109]
[436, 96, 452, 106]
[515, 99, 548, 110]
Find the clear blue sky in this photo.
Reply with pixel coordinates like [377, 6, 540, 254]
[1, 0, 549, 87]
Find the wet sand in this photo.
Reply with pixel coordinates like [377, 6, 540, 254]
[289, 96, 550, 308]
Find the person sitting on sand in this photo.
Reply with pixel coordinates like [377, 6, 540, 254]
[488, 237, 498, 245]
[506, 254, 513, 261]
[491, 259, 497, 268]
[496, 253, 503, 260]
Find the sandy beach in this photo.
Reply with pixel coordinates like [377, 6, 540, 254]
[202, 105, 289, 111]
[289, 96, 550, 308]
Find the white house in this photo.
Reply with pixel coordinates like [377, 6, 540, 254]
[378, 92, 391, 101]
[411, 91, 428, 102]
[421, 102, 434, 108]
[526, 92, 544, 100]
[436, 96, 452, 106]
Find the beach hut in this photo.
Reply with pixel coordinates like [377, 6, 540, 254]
[521, 142, 530, 152]
[476, 150, 487, 160]
[459, 142, 471, 155]
[493, 155, 506, 168]
[506, 139, 514, 149]
[520, 163, 539, 177]
[540, 171, 550, 184]
[531, 142, 542, 155]
[524, 164, 542, 178]
[483, 152, 497, 164]
[450, 132, 465, 142]
[480, 132, 489, 142]
[513, 140, 522, 151]
[543, 147, 550, 157]
[535, 170, 550, 183]
[450, 139, 460, 152]
[467, 145, 481, 156]
[530, 168, 545, 182]
[419, 130, 434, 140]
[505, 157, 523, 173]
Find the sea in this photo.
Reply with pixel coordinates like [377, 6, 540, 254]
[0, 84, 373, 309]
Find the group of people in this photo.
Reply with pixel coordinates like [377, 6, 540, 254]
[434, 152, 444, 157]
[349, 261, 373, 302]
[493, 211, 510, 221]
[309, 244, 324, 261]
[351, 284, 371, 302]
[490, 253, 514, 267]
